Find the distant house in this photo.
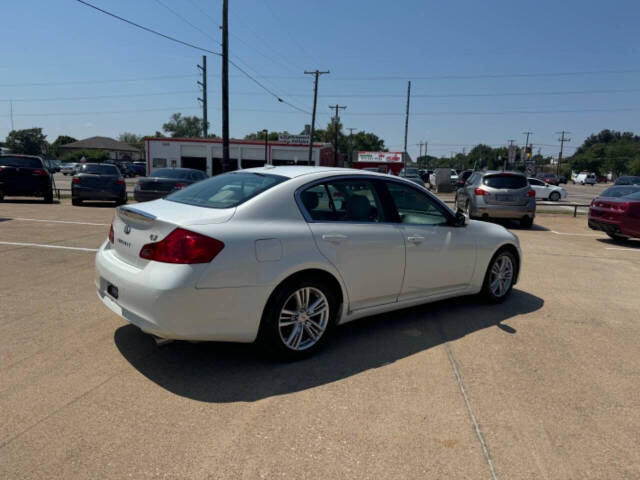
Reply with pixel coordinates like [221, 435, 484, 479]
[57, 136, 141, 161]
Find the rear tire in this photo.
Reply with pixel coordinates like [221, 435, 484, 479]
[258, 277, 338, 361]
[44, 191, 54, 203]
[71, 198, 82, 206]
[520, 216, 534, 228]
[481, 249, 517, 303]
[549, 191, 560, 202]
[607, 232, 630, 242]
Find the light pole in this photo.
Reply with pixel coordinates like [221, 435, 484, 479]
[262, 129, 268, 165]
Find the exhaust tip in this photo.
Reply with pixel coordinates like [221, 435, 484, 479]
[151, 335, 173, 346]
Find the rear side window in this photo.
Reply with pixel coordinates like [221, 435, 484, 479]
[154, 168, 194, 179]
[77, 164, 119, 175]
[0, 156, 42, 168]
[483, 174, 528, 189]
[300, 179, 383, 222]
[167, 172, 286, 209]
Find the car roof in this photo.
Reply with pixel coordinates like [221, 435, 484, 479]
[239, 165, 376, 179]
[482, 170, 526, 176]
[153, 167, 204, 172]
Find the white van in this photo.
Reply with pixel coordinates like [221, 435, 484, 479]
[574, 172, 596, 185]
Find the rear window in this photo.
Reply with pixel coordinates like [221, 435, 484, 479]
[0, 156, 42, 168]
[153, 168, 198, 179]
[77, 164, 119, 175]
[601, 186, 640, 198]
[483, 174, 528, 189]
[166, 172, 287, 209]
[623, 191, 640, 200]
[615, 176, 640, 185]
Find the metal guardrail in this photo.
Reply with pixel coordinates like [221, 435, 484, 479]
[443, 199, 590, 217]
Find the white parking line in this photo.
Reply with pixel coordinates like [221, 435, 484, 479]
[605, 247, 640, 252]
[11, 217, 109, 226]
[0, 241, 98, 252]
[551, 230, 601, 237]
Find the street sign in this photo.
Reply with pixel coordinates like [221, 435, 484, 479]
[507, 145, 516, 167]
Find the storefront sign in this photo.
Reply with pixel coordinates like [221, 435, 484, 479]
[356, 151, 403, 163]
[278, 134, 311, 145]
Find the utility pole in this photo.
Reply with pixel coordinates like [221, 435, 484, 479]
[403, 80, 411, 171]
[197, 55, 207, 137]
[9, 100, 14, 131]
[304, 70, 330, 164]
[262, 129, 268, 164]
[424, 141, 428, 169]
[221, 0, 229, 167]
[522, 131, 533, 169]
[329, 104, 346, 166]
[556, 131, 571, 176]
[347, 127, 357, 166]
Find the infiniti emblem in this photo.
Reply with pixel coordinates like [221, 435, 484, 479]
[123, 225, 131, 235]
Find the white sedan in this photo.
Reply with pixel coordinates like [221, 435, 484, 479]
[95, 166, 522, 360]
[527, 178, 567, 201]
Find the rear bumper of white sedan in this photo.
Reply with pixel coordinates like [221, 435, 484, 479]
[94, 241, 272, 342]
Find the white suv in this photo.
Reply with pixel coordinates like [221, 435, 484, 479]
[574, 172, 596, 185]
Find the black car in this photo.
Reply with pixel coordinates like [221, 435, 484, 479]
[457, 169, 473, 187]
[614, 176, 640, 186]
[134, 167, 208, 202]
[131, 163, 146, 176]
[105, 160, 136, 178]
[71, 163, 127, 206]
[0, 154, 54, 202]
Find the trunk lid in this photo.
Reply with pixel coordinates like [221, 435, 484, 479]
[76, 173, 119, 189]
[481, 174, 531, 206]
[111, 201, 234, 267]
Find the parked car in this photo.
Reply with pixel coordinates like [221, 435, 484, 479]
[132, 162, 147, 176]
[450, 169, 459, 185]
[558, 175, 568, 184]
[134, 167, 208, 202]
[60, 162, 79, 175]
[588, 185, 640, 242]
[614, 176, 640, 186]
[573, 172, 597, 185]
[106, 160, 136, 178]
[0, 154, 54, 202]
[455, 170, 536, 227]
[456, 169, 473, 187]
[71, 163, 127, 206]
[527, 177, 567, 201]
[43, 158, 60, 173]
[96, 167, 522, 360]
[536, 173, 560, 186]
[398, 167, 426, 187]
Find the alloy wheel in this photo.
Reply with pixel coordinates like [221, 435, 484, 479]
[278, 287, 329, 351]
[490, 255, 514, 298]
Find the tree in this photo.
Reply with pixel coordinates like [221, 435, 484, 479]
[5, 128, 48, 156]
[161, 113, 208, 138]
[244, 130, 286, 141]
[119, 132, 142, 146]
[350, 131, 386, 152]
[567, 129, 640, 176]
[49, 135, 77, 158]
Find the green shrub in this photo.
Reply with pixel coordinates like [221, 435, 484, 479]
[60, 149, 110, 163]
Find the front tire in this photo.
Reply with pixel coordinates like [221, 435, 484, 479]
[481, 250, 517, 302]
[258, 278, 338, 361]
[607, 232, 629, 242]
[520, 216, 534, 228]
[44, 190, 54, 203]
[71, 198, 82, 206]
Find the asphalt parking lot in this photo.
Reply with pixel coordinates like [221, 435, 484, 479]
[1, 200, 639, 479]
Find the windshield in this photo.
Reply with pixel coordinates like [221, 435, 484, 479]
[152, 168, 196, 179]
[615, 176, 640, 185]
[0, 156, 43, 168]
[166, 172, 287, 209]
[483, 174, 528, 189]
[77, 164, 120, 175]
[601, 186, 640, 198]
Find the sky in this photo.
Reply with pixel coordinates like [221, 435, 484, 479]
[1, 0, 639, 160]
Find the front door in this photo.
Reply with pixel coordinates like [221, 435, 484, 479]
[300, 178, 406, 311]
[384, 181, 476, 300]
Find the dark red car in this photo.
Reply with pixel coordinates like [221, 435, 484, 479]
[588, 186, 640, 242]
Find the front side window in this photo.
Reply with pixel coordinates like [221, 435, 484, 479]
[300, 179, 383, 223]
[386, 181, 449, 225]
[167, 172, 287, 209]
[528, 179, 544, 186]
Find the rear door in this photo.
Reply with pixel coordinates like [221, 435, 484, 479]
[528, 178, 547, 199]
[300, 177, 406, 311]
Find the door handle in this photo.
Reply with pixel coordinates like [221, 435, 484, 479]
[407, 235, 425, 244]
[322, 233, 347, 243]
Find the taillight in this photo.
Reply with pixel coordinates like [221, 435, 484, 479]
[139, 228, 224, 264]
[108, 224, 114, 244]
[72, 177, 81, 184]
[174, 182, 188, 190]
[615, 202, 630, 212]
[117, 177, 125, 185]
[474, 188, 488, 196]
[526, 189, 536, 197]
[33, 168, 49, 176]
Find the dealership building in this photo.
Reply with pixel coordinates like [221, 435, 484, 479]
[144, 136, 342, 176]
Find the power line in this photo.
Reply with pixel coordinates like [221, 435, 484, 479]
[153, 0, 221, 46]
[0, 74, 198, 88]
[4, 106, 201, 117]
[74, 0, 221, 56]
[1, 90, 198, 103]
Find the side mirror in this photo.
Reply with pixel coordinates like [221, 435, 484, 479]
[454, 208, 468, 227]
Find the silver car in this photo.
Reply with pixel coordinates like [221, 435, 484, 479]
[455, 171, 536, 228]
